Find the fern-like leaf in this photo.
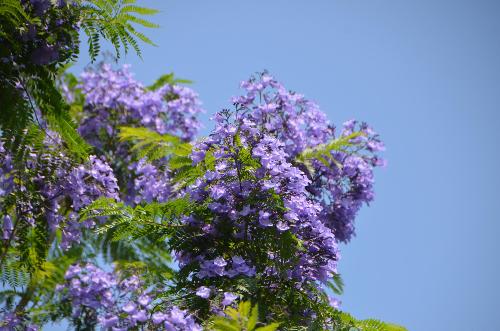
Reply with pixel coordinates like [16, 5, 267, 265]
[80, 0, 159, 61]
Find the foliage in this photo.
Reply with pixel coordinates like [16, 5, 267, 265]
[0, 3, 403, 328]
[334, 312, 407, 331]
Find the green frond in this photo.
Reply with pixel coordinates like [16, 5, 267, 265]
[0, 259, 29, 288]
[91, 0, 115, 13]
[80, 196, 192, 242]
[80, 0, 159, 61]
[0, 0, 32, 25]
[125, 23, 156, 45]
[119, 126, 192, 162]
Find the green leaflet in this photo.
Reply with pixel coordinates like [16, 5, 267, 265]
[148, 72, 194, 91]
[209, 301, 281, 331]
[327, 273, 345, 295]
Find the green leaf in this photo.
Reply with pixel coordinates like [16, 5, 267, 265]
[254, 323, 281, 331]
[148, 72, 193, 90]
[327, 273, 344, 295]
[247, 304, 259, 330]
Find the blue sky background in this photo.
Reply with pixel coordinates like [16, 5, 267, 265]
[69, 1, 500, 330]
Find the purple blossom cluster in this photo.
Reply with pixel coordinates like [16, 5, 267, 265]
[196, 255, 256, 279]
[231, 73, 385, 242]
[78, 64, 203, 143]
[60, 155, 120, 249]
[0, 310, 38, 331]
[233, 73, 333, 156]
[58, 263, 201, 330]
[129, 158, 171, 204]
[0, 135, 119, 250]
[75, 64, 204, 204]
[168, 73, 384, 321]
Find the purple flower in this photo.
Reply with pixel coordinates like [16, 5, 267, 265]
[2, 215, 13, 240]
[137, 295, 151, 307]
[213, 257, 227, 268]
[100, 315, 118, 328]
[232, 256, 245, 265]
[57, 263, 201, 329]
[222, 292, 238, 306]
[31, 44, 59, 65]
[210, 185, 227, 200]
[152, 312, 167, 324]
[131, 310, 148, 322]
[276, 221, 290, 231]
[258, 211, 272, 227]
[30, 0, 51, 16]
[328, 296, 341, 309]
[195, 286, 211, 299]
[191, 149, 206, 164]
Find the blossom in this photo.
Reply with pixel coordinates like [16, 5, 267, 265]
[2, 215, 13, 240]
[222, 292, 238, 306]
[196, 286, 211, 299]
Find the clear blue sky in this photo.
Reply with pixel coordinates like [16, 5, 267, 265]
[69, 1, 500, 330]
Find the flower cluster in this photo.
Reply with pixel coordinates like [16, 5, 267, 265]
[78, 63, 203, 144]
[0, 135, 119, 250]
[128, 158, 171, 204]
[167, 73, 384, 324]
[196, 255, 256, 279]
[0, 310, 38, 331]
[60, 155, 120, 249]
[76, 64, 204, 204]
[232, 73, 385, 242]
[58, 263, 201, 330]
